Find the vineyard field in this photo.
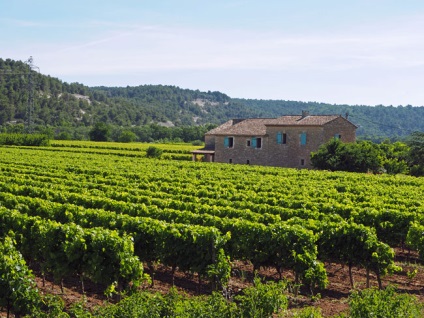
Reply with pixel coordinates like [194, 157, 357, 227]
[0, 142, 424, 316]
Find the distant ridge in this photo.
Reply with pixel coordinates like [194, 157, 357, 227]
[1, 57, 423, 141]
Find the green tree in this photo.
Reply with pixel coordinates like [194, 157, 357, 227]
[118, 130, 137, 143]
[378, 140, 410, 174]
[406, 131, 424, 176]
[0, 96, 14, 124]
[311, 139, 384, 173]
[346, 141, 383, 173]
[56, 131, 72, 140]
[89, 122, 110, 141]
[310, 138, 345, 171]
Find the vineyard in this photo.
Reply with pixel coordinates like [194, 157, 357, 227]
[1, 141, 424, 317]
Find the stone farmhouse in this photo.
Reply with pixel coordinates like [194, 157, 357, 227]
[192, 111, 357, 168]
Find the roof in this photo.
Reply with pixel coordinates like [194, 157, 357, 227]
[206, 118, 274, 136]
[191, 149, 215, 154]
[267, 115, 344, 126]
[206, 114, 357, 136]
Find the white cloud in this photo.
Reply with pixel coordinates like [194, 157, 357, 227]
[36, 14, 422, 74]
[6, 12, 424, 105]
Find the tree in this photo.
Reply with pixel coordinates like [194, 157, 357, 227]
[310, 138, 345, 171]
[406, 131, 424, 176]
[311, 139, 384, 173]
[89, 122, 110, 141]
[0, 96, 14, 124]
[346, 141, 383, 173]
[378, 140, 409, 174]
[118, 130, 137, 143]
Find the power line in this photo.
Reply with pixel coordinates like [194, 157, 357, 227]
[0, 56, 39, 133]
[25, 57, 40, 133]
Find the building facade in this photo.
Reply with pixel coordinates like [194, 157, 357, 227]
[192, 112, 357, 168]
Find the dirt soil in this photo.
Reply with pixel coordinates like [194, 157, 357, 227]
[2, 248, 424, 317]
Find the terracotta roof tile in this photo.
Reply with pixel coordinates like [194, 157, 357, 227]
[206, 115, 356, 136]
[205, 119, 235, 135]
[267, 115, 341, 126]
[206, 118, 274, 136]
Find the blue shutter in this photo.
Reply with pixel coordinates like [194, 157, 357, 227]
[277, 132, 282, 144]
[300, 133, 306, 145]
[224, 137, 229, 147]
[251, 137, 257, 148]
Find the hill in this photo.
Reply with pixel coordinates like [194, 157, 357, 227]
[1, 57, 423, 141]
[234, 99, 424, 141]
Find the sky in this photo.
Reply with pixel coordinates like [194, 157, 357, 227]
[2, 0, 424, 106]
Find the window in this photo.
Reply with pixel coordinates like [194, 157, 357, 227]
[277, 132, 287, 144]
[257, 138, 262, 148]
[224, 137, 234, 148]
[251, 137, 262, 149]
[246, 160, 250, 164]
[229, 159, 232, 163]
[300, 133, 307, 145]
[246, 139, 251, 147]
[300, 159, 305, 166]
[334, 134, 341, 140]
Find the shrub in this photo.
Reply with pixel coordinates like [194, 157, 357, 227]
[191, 140, 204, 146]
[96, 278, 288, 318]
[406, 222, 424, 258]
[348, 286, 424, 318]
[291, 306, 323, 318]
[146, 146, 163, 158]
[56, 131, 72, 140]
[95, 289, 237, 318]
[0, 236, 41, 317]
[235, 277, 288, 318]
[0, 133, 49, 146]
[207, 248, 231, 290]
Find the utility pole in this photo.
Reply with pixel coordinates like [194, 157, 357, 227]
[0, 56, 40, 133]
[25, 56, 39, 133]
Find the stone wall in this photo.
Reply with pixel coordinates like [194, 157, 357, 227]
[322, 117, 356, 143]
[214, 135, 269, 165]
[265, 126, 324, 168]
[213, 117, 356, 168]
[204, 135, 215, 149]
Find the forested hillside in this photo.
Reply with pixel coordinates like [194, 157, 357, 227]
[1, 57, 423, 141]
[235, 99, 424, 141]
[0, 58, 254, 127]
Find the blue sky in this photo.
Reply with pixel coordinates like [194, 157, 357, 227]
[2, 0, 424, 106]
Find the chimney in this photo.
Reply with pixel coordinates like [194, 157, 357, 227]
[301, 110, 310, 118]
[345, 112, 349, 120]
[232, 119, 245, 125]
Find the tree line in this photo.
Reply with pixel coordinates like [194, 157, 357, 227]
[0, 122, 215, 143]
